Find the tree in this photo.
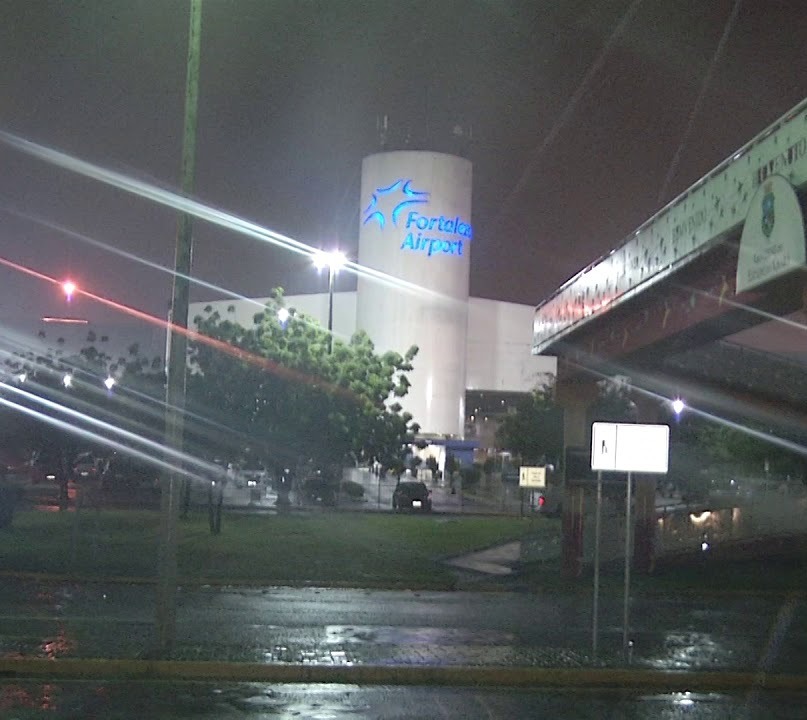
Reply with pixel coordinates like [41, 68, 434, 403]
[495, 386, 563, 466]
[188, 292, 419, 473]
[682, 415, 806, 484]
[589, 375, 638, 424]
[1, 342, 167, 489]
[1, 352, 101, 509]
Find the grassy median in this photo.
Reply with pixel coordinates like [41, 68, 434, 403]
[0, 508, 552, 589]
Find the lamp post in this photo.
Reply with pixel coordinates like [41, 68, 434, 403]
[313, 250, 346, 353]
[158, 0, 202, 659]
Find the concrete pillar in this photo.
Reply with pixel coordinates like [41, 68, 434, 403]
[555, 374, 599, 452]
[561, 483, 585, 578]
[633, 476, 656, 573]
[632, 393, 662, 574]
[556, 372, 598, 579]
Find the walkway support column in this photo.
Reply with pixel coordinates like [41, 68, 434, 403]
[556, 371, 598, 578]
[631, 392, 665, 573]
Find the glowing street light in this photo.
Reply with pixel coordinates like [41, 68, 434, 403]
[62, 280, 77, 301]
[16, 372, 26, 383]
[312, 249, 347, 353]
[277, 307, 290, 324]
[62, 373, 73, 388]
[104, 376, 116, 390]
[671, 398, 685, 415]
[312, 249, 347, 272]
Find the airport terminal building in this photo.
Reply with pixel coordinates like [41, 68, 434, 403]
[191, 151, 555, 446]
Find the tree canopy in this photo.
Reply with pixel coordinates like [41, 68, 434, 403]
[494, 385, 563, 465]
[0, 294, 419, 478]
[188, 292, 419, 470]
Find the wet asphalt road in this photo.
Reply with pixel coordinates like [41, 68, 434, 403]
[0, 578, 805, 672]
[3, 681, 807, 719]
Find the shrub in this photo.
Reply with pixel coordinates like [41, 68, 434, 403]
[460, 465, 482, 488]
[341, 479, 365, 499]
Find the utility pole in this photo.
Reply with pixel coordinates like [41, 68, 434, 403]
[156, 0, 202, 658]
[327, 264, 335, 354]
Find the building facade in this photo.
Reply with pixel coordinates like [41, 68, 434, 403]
[190, 150, 555, 441]
[189, 291, 556, 442]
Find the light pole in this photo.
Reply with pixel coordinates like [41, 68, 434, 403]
[157, 0, 202, 659]
[313, 250, 346, 353]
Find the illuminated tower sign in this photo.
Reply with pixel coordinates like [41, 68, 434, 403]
[357, 151, 472, 437]
[362, 178, 473, 257]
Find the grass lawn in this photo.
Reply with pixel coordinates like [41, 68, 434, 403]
[0, 508, 551, 590]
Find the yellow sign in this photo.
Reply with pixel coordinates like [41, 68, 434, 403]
[519, 466, 546, 488]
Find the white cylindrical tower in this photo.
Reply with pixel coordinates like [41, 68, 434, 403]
[357, 151, 472, 437]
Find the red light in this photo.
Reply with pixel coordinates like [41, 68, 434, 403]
[538, 495, 546, 507]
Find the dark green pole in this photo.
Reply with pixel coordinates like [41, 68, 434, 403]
[156, 0, 202, 658]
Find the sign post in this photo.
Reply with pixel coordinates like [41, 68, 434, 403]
[590, 422, 669, 660]
[592, 469, 602, 657]
[623, 470, 632, 657]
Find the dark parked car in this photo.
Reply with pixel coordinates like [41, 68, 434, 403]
[72, 451, 104, 482]
[301, 467, 338, 506]
[100, 454, 160, 491]
[392, 480, 432, 512]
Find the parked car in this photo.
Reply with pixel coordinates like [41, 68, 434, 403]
[240, 461, 269, 487]
[72, 451, 104, 482]
[302, 467, 338, 506]
[100, 454, 160, 491]
[28, 448, 67, 485]
[392, 480, 432, 512]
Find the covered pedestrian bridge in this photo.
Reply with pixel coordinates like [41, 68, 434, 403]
[532, 97, 807, 575]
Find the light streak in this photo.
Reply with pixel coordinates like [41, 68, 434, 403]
[0, 254, 353, 400]
[41, 317, 89, 324]
[0, 129, 459, 306]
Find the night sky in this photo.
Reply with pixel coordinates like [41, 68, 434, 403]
[1, 0, 806, 346]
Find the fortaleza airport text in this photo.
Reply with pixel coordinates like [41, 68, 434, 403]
[400, 211, 473, 256]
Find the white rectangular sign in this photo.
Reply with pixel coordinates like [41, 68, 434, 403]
[519, 466, 546, 488]
[591, 422, 670, 474]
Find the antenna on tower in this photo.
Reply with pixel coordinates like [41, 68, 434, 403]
[376, 114, 389, 150]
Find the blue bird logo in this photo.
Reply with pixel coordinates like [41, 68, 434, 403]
[362, 179, 429, 229]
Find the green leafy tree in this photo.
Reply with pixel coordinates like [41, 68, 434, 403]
[683, 416, 806, 483]
[589, 375, 638, 424]
[495, 386, 563, 465]
[188, 292, 419, 471]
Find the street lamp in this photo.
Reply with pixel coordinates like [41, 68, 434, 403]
[62, 280, 76, 301]
[104, 376, 116, 390]
[277, 307, 290, 325]
[671, 398, 685, 416]
[313, 249, 346, 353]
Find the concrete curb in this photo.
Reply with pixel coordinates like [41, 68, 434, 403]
[1, 569, 803, 598]
[0, 570, 458, 591]
[2, 658, 807, 691]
